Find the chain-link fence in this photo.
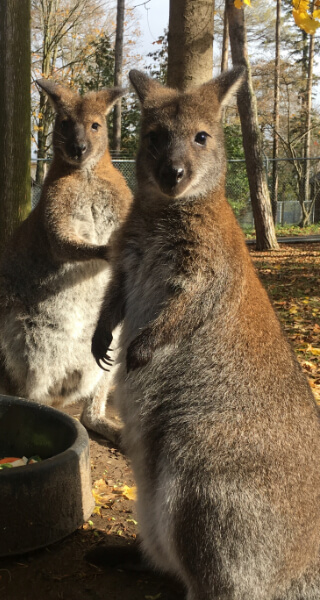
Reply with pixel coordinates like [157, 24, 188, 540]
[31, 159, 136, 208]
[31, 157, 320, 226]
[227, 157, 320, 226]
[112, 159, 136, 191]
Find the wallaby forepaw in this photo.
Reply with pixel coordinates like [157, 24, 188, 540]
[92, 328, 113, 371]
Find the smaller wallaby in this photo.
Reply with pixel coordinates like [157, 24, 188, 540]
[0, 80, 132, 443]
[92, 69, 320, 599]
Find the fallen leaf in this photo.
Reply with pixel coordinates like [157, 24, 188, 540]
[309, 346, 320, 356]
[113, 485, 137, 501]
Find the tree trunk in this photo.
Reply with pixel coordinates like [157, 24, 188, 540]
[299, 29, 314, 227]
[35, 89, 51, 184]
[221, 1, 229, 73]
[35, 1, 55, 185]
[271, 0, 281, 224]
[226, 0, 279, 251]
[112, 0, 125, 156]
[0, 0, 31, 255]
[167, 0, 215, 90]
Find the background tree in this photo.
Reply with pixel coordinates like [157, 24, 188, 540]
[77, 33, 115, 93]
[227, 0, 279, 250]
[31, 0, 106, 183]
[272, 0, 281, 223]
[167, 0, 215, 89]
[112, 0, 125, 155]
[147, 30, 168, 84]
[225, 123, 250, 217]
[299, 25, 315, 226]
[31, 0, 142, 172]
[0, 0, 31, 254]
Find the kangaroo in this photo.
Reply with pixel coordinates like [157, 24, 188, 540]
[0, 80, 132, 444]
[91, 68, 320, 600]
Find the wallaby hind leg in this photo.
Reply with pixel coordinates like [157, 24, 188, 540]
[80, 375, 122, 445]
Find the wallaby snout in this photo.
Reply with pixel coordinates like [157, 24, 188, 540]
[66, 124, 88, 160]
[152, 136, 192, 197]
[58, 118, 98, 165]
[71, 142, 87, 159]
[159, 162, 185, 193]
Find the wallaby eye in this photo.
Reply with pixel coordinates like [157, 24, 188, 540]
[92, 122, 100, 131]
[195, 131, 210, 146]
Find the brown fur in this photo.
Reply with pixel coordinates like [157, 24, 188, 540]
[92, 69, 320, 599]
[0, 81, 132, 443]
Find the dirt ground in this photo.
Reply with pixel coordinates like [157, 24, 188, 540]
[0, 242, 319, 600]
[0, 400, 185, 600]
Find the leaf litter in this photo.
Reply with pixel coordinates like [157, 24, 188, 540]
[250, 242, 320, 402]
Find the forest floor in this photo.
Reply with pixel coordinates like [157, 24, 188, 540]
[0, 241, 319, 600]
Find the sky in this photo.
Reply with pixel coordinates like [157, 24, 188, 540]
[135, 0, 169, 57]
[133, 1, 320, 107]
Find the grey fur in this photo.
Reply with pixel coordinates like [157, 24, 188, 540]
[92, 69, 320, 598]
[0, 80, 132, 443]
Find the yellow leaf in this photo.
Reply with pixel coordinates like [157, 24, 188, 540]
[92, 483, 115, 507]
[92, 489, 105, 505]
[292, 0, 309, 10]
[113, 485, 137, 501]
[293, 8, 320, 33]
[93, 478, 109, 491]
[234, 0, 243, 7]
[309, 346, 320, 356]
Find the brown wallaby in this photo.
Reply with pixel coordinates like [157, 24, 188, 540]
[92, 68, 320, 600]
[0, 80, 132, 443]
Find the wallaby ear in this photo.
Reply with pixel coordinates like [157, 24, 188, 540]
[211, 66, 246, 108]
[129, 70, 164, 104]
[195, 67, 245, 115]
[205, 66, 246, 107]
[35, 79, 75, 111]
[95, 87, 127, 115]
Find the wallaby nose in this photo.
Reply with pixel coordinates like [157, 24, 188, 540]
[161, 164, 185, 187]
[71, 143, 87, 158]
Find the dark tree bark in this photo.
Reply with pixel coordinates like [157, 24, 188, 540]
[271, 0, 281, 224]
[221, 1, 229, 73]
[167, 0, 215, 89]
[34, 0, 56, 184]
[112, 0, 125, 155]
[0, 0, 31, 255]
[226, 0, 279, 251]
[299, 28, 314, 227]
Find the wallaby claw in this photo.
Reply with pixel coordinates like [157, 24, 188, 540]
[98, 353, 113, 372]
[92, 329, 113, 370]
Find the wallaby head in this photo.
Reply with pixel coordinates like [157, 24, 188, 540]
[36, 80, 125, 168]
[129, 67, 245, 200]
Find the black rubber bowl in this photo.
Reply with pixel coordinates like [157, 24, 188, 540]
[0, 395, 94, 557]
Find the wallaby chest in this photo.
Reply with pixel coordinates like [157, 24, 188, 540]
[121, 214, 191, 337]
[47, 172, 119, 247]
